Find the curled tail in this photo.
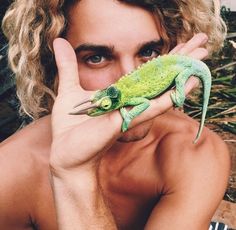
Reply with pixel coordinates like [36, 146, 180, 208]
[193, 61, 212, 143]
[170, 57, 212, 143]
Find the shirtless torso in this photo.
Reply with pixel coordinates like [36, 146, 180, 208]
[0, 109, 230, 230]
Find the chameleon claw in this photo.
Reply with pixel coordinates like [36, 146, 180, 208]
[120, 108, 132, 132]
[170, 91, 185, 107]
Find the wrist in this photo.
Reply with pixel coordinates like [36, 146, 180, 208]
[51, 168, 117, 229]
[50, 140, 99, 175]
[50, 163, 98, 190]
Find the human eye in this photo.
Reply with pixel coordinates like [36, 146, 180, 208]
[139, 48, 159, 60]
[85, 54, 105, 64]
[80, 53, 113, 68]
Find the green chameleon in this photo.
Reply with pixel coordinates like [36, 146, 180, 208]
[70, 54, 211, 143]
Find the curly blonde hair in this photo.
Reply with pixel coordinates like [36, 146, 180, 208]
[2, 0, 226, 119]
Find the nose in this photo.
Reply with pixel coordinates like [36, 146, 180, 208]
[119, 56, 137, 77]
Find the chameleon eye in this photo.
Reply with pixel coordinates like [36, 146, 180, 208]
[107, 85, 119, 98]
[100, 97, 112, 110]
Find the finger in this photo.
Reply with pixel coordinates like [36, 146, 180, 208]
[177, 33, 208, 55]
[188, 47, 209, 60]
[53, 38, 83, 94]
[169, 43, 185, 54]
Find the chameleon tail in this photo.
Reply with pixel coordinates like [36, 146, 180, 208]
[171, 60, 212, 143]
[193, 62, 212, 144]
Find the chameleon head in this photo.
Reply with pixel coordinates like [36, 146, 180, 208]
[88, 85, 121, 116]
[70, 85, 121, 116]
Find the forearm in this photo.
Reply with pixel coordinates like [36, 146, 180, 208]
[51, 169, 117, 230]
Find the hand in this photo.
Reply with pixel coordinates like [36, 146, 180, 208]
[169, 32, 209, 90]
[169, 33, 209, 59]
[123, 33, 209, 126]
[50, 38, 122, 175]
[50, 33, 209, 175]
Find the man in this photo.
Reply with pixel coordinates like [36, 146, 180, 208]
[0, 0, 230, 229]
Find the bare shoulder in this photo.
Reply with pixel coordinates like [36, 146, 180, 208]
[145, 109, 231, 228]
[155, 109, 230, 187]
[154, 108, 230, 202]
[0, 115, 52, 167]
[0, 116, 56, 229]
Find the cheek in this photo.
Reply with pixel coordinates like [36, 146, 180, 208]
[78, 65, 122, 90]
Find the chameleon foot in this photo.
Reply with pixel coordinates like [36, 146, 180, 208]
[120, 107, 132, 132]
[170, 91, 185, 107]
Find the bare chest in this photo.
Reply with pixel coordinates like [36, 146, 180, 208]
[99, 148, 162, 229]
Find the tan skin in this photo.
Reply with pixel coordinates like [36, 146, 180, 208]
[0, 0, 231, 229]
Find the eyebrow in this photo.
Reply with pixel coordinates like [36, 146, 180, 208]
[74, 39, 163, 55]
[74, 43, 114, 56]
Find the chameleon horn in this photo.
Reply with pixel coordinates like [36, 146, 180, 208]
[73, 98, 92, 109]
[69, 104, 98, 115]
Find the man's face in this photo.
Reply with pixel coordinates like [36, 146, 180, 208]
[66, 0, 162, 142]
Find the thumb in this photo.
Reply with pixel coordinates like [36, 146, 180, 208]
[53, 38, 82, 94]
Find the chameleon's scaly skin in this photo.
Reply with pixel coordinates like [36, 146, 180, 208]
[71, 54, 212, 143]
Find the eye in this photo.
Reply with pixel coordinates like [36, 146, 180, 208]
[100, 97, 112, 110]
[80, 53, 113, 68]
[86, 55, 105, 64]
[139, 49, 159, 59]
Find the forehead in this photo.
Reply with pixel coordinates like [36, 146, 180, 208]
[66, 0, 160, 48]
